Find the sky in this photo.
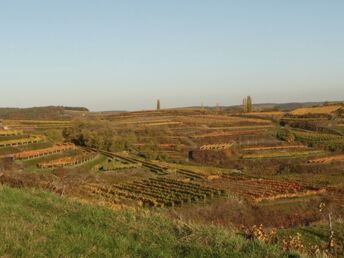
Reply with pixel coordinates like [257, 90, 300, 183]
[0, 0, 343, 111]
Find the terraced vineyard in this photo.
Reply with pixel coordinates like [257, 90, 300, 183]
[241, 150, 325, 159]
[0, 129, 23, 136]
[242, 145, 306, 151]
[113, 154, 169, 175]
[14, 143, 76, 160]
[222, 175, 325, 202]
[0, 106, 343, 256]
[0, 135, 44, 147]
[3, 120, 71, 129]
[37, 150, 97, 168]
[176, 169, 205, 180]
[193, 130, 265, 139]
[83, 178, 225, 207]
[290, 129, 344, 151]
[200, 143, 233, 151]
[93, 157, 142, 171]
[96, 149, 206, 179]
[95, 149, 170, 175]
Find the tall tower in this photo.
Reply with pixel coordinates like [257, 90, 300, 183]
[157, 99, 161, 110]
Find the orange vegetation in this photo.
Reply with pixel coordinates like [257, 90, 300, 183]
[290, 105, 341, 115]
[247, 111, 285, 116]
[200, 143, 233, 151]
[222, 175, 325, 202]
[14, 143, 76, 160]
[309, 155, 344, 164]
[177, 115, 272, 125]
[242, 145, 306, 151]
[37, 151, 96, 168]
[144, 122, 182, 127]
[193, 130, 265, 138]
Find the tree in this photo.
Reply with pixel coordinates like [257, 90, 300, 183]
[243, 98, 247, 112]
[157, 99, 161, 110]
[216, 103, 220, 112]
[247, 96, 252, 112]
[242, 96, 253, 113]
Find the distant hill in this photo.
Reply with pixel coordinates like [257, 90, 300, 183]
[63, 107, 89, 112]
[95, 110, 127, 115]
[180, 101, 331, 112]
[196, 101, 338, 112]
[258, 102, 327, 111]
[0, 106, 89, 120]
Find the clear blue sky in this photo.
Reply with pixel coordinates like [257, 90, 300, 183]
[1, 0, 343, 111]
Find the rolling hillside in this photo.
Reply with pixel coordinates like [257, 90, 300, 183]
[0, 186, 291, 258]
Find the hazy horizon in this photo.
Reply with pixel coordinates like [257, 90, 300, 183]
[0, 98, 342, 113]
[1, 1, 343, 111]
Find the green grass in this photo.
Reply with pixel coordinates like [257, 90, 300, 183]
[0, 186, 295, 258]
[76, 153, 108, 171]
[278, 223, 344, 255]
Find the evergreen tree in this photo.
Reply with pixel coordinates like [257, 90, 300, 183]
[243, 98, 247, 112]
[242, 96, 253, 113]
[247, 96, 252, 112]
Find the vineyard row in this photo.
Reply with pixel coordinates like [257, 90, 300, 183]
[0, 130, 23, 137]
[222, 175, 324, 202]
[14, 143, 76, 160]
[86, 178, 225, 208]
[0, 135, 44, 147]
[37, 151, 97, 169]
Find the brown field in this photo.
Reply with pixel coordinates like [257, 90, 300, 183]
[308, 154, 344, 164]
[216, 175, 325, 202]
[247, 111, 285, 116]
[242, 145, 306, 151]
[193, 129, 266, 138]
[176, 115, 273, 127]
[289, 105, 342, 115]
[241, 150, 325, 159]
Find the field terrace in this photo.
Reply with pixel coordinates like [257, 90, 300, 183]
[0, 107, 343, 241]
[2, 119, 71, 130]
[103, 109, 276, 162]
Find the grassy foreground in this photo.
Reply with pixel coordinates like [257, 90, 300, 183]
[0, 186, 295, 258]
